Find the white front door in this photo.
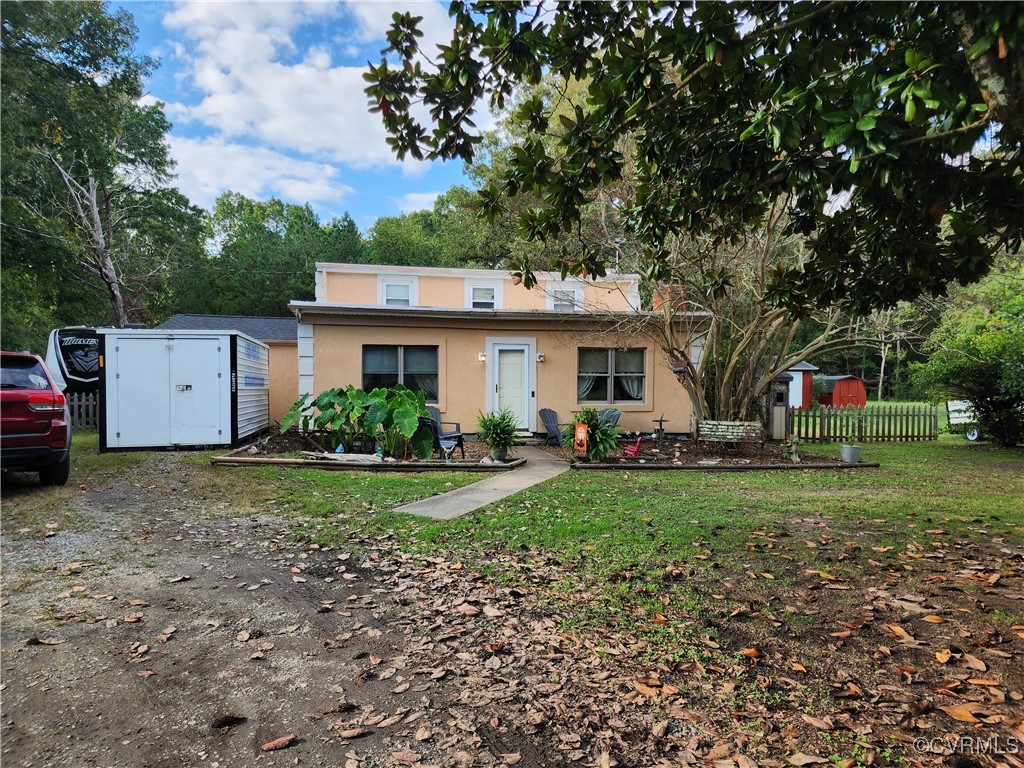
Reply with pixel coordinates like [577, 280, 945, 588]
[487, 338, 536, 431]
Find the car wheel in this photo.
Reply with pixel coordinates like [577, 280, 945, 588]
[40, 453, 70, 486]
[964, 425, 981, 442]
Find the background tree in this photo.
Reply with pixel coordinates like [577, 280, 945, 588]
[1, 0, 203, 339]
[171, 193, 367, 317]
[366, 2, 1024, 313]
[913, 253, 1024, 446]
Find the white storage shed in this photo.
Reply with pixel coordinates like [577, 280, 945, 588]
[98, 329, 269, 451]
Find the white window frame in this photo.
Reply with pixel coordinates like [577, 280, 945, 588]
[464, 279, 503, 310]
[361, 344, 439, 402]
[376, 275, 419, 307]
[577, 347, 647, 405]
[546, 281, 584, 312]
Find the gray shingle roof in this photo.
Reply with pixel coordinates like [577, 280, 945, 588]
[155, 314, 297, 341]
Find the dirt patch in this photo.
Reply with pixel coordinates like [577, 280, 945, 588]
[0, 453, 684, 768]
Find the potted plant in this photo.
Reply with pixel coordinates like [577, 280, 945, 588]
[476, 407, 519, 461]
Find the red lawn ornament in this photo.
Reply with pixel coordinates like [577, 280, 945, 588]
[622, 437, 642, 458]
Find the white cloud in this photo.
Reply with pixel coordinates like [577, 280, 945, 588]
[168, 135, 353, 210]
[345, 1, 453, 51]
[159, 0, 440, 173]
[392, 191, 440, 213]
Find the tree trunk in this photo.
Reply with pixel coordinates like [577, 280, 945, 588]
[51, 158, 130, 327]
[877, 342, 888, 403]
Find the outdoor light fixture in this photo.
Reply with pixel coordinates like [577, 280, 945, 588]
[478, 351, 487, 362]
[536, 353, 545, 362]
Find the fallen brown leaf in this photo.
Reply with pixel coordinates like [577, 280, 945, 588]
[788, 753, 828, 766]
[261, 734, 296, 751]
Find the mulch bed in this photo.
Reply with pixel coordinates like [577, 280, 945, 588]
[222, 429, 517, 470]
[540, 439, 847, 467]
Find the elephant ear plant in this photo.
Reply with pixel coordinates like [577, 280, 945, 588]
[280, 385, 434, 459]
[561, 406, 621, 462]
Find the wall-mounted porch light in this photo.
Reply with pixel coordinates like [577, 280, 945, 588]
[478, 351, 487, 362]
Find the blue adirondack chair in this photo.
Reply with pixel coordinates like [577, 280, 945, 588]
[426, 406, 465, 458]
[539, 408, 563, 446]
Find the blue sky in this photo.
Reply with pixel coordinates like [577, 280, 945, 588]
[120, 1, 480, 230]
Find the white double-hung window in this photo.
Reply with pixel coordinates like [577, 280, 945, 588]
[465, 280, 503, 310]
[377, 276, 418, 307]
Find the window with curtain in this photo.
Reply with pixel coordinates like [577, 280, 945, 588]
[362, 345, 438, 401]
[577, 348, 645, 403]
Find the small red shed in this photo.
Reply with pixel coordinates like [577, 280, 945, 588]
[817, 375, 867, 408]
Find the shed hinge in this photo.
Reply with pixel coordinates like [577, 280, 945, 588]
[115, 346, 119, 352]
[218, 429, 222, 435]
[116, 432, 120, 438]
[115, 373, 119, 379]
[218, 372, 222, 378]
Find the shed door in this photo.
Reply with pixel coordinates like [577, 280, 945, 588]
[111, 337, 171, 448]
[169, 337, 226, 445]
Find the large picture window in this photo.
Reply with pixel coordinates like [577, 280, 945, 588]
[363, 345, 438, 401]
[577, 348, 645, 403]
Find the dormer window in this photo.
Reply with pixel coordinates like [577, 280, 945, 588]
[547, 282, 583, 312]
[471, 286, 495, 309]
[465, 279, 503, 310]
[384, 283, 410, 306]
[377, 276, 418, 307]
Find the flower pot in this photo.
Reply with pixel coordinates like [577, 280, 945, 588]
[840, 444, 862, 464]
[490, 446, 508, 462]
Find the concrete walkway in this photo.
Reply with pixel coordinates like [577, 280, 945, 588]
[394, 446, 570, 520]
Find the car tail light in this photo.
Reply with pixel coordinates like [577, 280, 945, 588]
[27, 391, 66, 412]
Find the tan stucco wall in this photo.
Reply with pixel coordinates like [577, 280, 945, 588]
[320, 266, 637, 312]
[267, 341, 298, 425]
[309, 318, 692, 435]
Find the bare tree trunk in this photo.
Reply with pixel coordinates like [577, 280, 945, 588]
[877, 341, 888, 403]
[50, 158, 130, 327]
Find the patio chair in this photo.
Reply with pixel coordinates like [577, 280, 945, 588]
[538, 408, 563, 446]
[598, 408, 622, 427]
[622, 436, 642, 458]
[419, 416, 464, 460]
[426, 406, 465, 458]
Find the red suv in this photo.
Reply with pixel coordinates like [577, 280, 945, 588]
[0, 351, 72, 486]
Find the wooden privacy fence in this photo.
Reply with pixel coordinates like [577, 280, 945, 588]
[66, 392, 99, 429]
[788, 404, 938, 443]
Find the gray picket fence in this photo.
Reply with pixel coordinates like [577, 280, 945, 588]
[788, 404, 938, 443]
[67, 392, 99, 430]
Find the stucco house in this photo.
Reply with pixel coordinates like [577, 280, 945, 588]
[288, 263, 696, 437]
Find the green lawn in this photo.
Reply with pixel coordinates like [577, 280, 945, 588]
[310, 437, 1024, 638]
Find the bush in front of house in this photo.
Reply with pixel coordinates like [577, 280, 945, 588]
[561, 407, 621, 462]
[280, 385, 435, 459]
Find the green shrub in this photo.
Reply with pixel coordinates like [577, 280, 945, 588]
[561, 407, 621, 462]
[476, 408, 520, 451]
[280, 385, 434, 458]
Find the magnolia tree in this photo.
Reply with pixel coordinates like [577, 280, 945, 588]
[365, 2, 1023, 314]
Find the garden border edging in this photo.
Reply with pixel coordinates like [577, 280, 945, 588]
[571, 461, 880, 472]
[210, 452, 527, 472]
